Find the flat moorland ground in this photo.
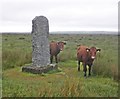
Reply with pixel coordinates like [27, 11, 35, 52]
[2, 33, 119, 97]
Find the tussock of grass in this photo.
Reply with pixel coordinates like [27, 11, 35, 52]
[2, 67, 118, 97]
[2, 49, 32, 70]
[93, 51, 118, 80]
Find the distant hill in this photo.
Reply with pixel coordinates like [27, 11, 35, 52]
[1, 31, 118, 35]
[51, 31, 118, 34]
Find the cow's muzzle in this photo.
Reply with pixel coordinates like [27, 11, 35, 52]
[60, 49, 63, 51]
[91, 56, 95, 59]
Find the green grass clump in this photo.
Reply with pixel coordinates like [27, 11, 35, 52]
[92, 48, 118, 80]
[2, 49, 32, 70]
[2, 67, 118, 97]
[2, 34, 32, 70]
[2, 67, 82, 97]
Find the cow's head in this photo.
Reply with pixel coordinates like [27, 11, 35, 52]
[57, 41, 66, 51]
[86, 47, 101, 59]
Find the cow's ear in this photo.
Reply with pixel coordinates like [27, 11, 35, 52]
[97, 49, 101, 52]
[64, 42, 66, 45]
[86, 48, 90, 52]
[63, 41, 67, 45]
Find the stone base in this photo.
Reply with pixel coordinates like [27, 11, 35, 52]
[22, 64, 58, 74]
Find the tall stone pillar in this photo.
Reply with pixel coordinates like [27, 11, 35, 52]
[22, 16, 57, 74]
[32, 16, 50, 67]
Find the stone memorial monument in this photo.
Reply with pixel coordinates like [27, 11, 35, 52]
[32, 16, 50, 66]
[22, 16, 57, 74]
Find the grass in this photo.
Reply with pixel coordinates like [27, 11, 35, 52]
[2, 33, 119, 97]
[2, 49, 32, 70]
[2, 66, 118, 97]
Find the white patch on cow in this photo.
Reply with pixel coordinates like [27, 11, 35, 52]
[91, 56, 95, 59]
[86, 49, 89, 52]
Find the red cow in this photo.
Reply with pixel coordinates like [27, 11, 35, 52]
[77, 45, 101, 77]
[50, 41, 66, 64]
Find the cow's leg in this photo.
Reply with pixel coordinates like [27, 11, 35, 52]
[55, 55, 58, 63]
[78, 60, 80, 71]
[83, 63, 87, 77]
[88, 65, 91, 76]
[50, 55, 53, 64]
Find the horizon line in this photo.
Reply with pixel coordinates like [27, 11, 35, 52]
[0, 30, 118, 33]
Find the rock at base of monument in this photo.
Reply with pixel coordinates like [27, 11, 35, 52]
[22, 64, 58, 74]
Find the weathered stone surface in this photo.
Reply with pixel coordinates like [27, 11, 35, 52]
[32, 16, 50, 67]
[22, 16, 57, 74]
[22, 64, 57, 74]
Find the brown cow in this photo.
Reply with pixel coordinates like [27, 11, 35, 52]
[50, 41, 66, 64]
[77, 45, 101, 77]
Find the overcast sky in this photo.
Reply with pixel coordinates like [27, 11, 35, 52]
[0, 0, 119, 32]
